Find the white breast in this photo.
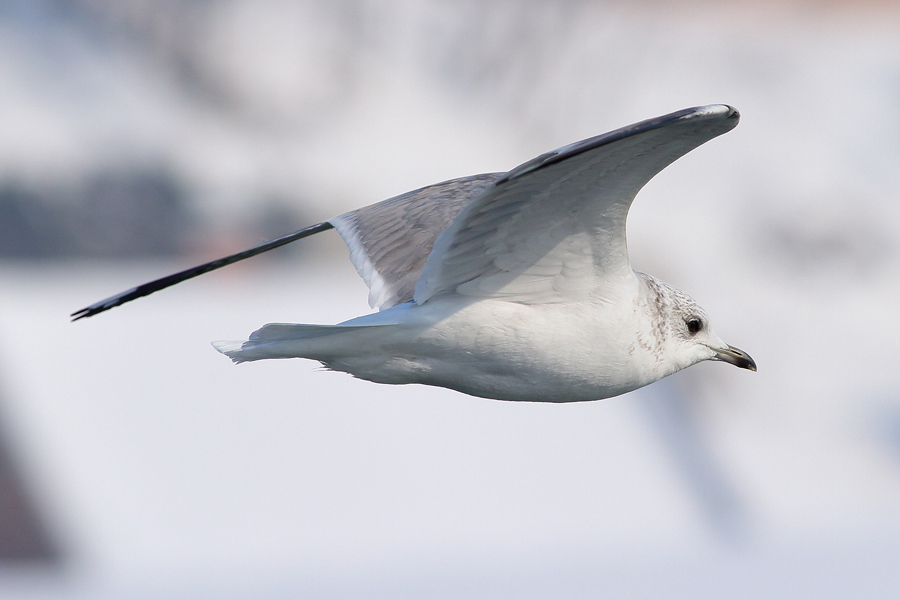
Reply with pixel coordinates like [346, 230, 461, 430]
[336, 276, 667, 402]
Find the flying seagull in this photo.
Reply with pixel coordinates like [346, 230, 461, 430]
[73, 104, 755, 402]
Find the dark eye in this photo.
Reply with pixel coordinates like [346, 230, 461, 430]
[687, 319, 703, 334]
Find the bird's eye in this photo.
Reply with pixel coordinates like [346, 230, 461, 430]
[687, 319, 703, 334]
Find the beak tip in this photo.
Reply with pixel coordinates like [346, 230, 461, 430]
[715, 345, 757, 372]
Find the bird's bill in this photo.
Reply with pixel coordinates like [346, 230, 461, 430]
[713, 345, 757, 371]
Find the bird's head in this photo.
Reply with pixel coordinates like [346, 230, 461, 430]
[642, 274, 757, 375]
[671, 304, 756, 373]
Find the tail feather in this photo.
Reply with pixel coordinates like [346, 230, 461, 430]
[213, 322, 392, 363]
[247, 322, 379, 342]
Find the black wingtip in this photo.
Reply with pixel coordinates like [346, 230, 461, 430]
[71, 306, 110, 321]
[71, 287, 141, 321]
[500, 104, 739, 184]
[71, 310, 97, 322]
[71, 221, 335, 322]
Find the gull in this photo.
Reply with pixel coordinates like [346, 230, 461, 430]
[73, 104, 755, 402]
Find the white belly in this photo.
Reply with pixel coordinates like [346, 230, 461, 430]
[323, 296, 669, 402]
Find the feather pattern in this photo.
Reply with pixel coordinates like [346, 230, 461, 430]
[330, 173, 502, 309]
[414, 106, 739, 305]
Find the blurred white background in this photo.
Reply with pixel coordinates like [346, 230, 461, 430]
[1, 0, 900, 598]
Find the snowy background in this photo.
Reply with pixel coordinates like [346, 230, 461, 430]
[1, 0, 900, 598]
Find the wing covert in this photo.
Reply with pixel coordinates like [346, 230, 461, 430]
[414, 105, 739, 305]
[330, 173, 502, 309]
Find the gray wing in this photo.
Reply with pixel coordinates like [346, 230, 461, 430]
[330, 173, 503, 309]
[414, 105, 739, 304]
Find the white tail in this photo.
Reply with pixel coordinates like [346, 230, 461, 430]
[213, 322, 393, 363]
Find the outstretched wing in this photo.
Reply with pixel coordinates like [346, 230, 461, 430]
[414, 105, 739, 305]
[71, 174, 499, 319]
[330, 173, 502, 309]
[72, 105, 737, 320]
